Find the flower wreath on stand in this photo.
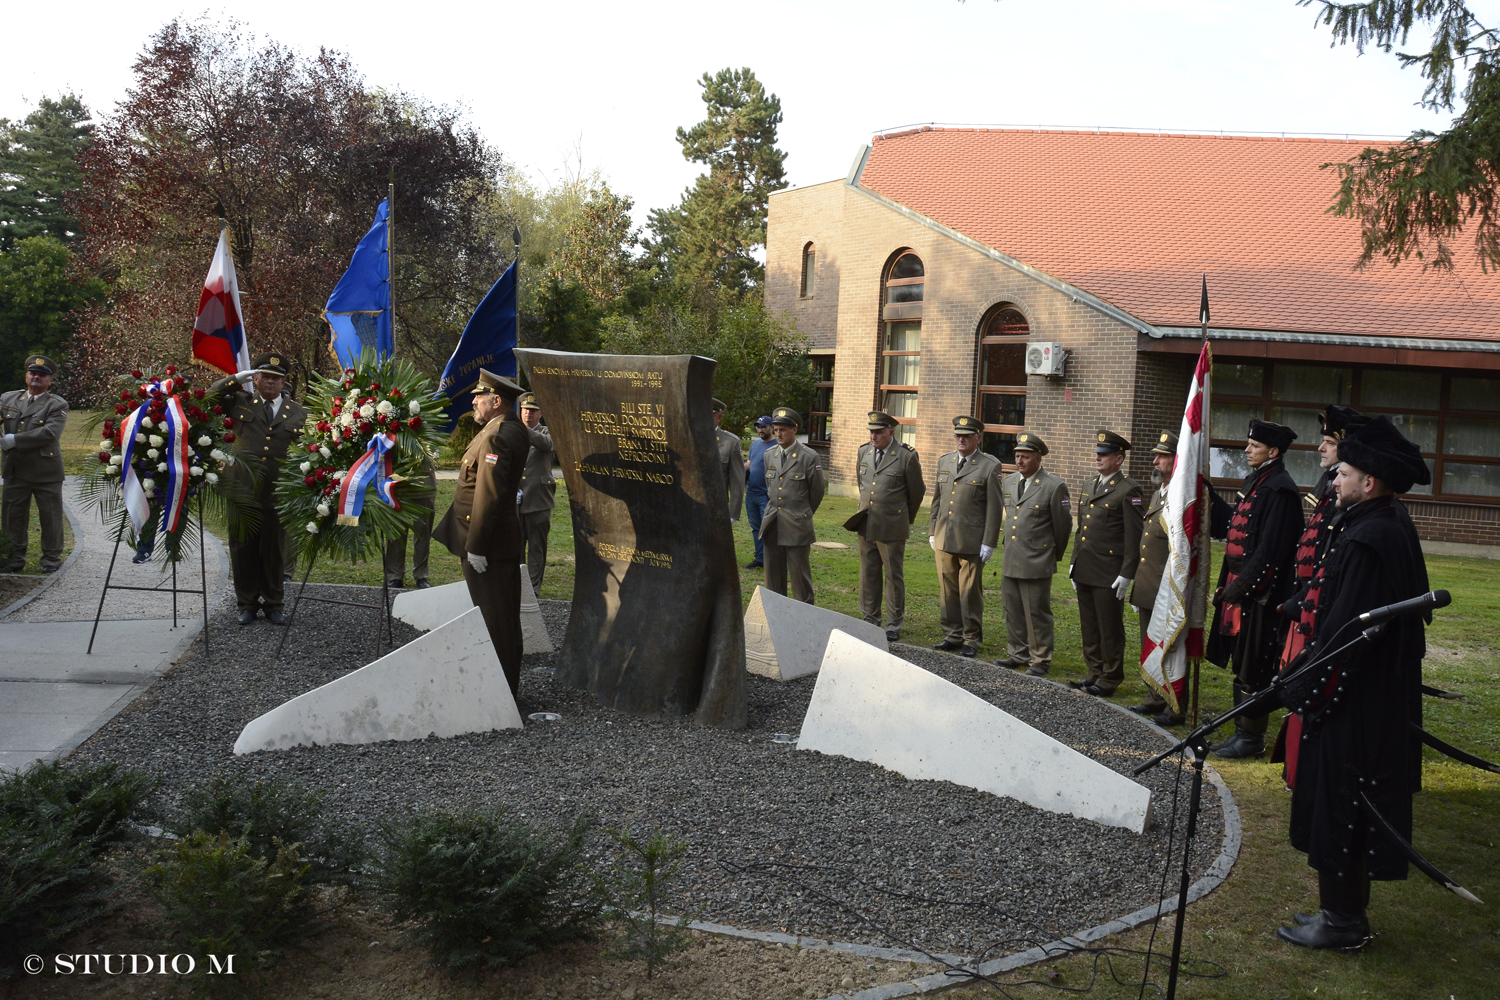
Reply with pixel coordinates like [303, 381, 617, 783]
[81, 364, 254, 564]
[276, 352, 449, 566]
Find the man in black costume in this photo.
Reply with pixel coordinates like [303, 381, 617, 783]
[1275, 416, 1431, 950]
[1207, 419, 1304, 759]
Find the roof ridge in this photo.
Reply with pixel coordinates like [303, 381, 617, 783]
[869, 126, 1398, 146]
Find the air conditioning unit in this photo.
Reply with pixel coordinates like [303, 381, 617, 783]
[1025, 342, 1069, 378]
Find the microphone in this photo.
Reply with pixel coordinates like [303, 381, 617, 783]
[1358, 590, 1451, 625]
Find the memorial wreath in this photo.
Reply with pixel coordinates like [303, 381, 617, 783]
[81, 364, 247, 565]
[276, 354, 448, 563]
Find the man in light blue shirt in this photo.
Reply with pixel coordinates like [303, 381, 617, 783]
[744, 416, 774, 568]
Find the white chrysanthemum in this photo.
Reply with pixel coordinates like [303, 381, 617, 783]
[157, 462, 168, 472]
[318, 446, 331, 459]
[300, 461, 312, 474]
[223, 455, 237, 466]
[376, 399, 395, 416]
[109, 454, 123, 467]
[205, 472, 219, 484]
[340, 412, 355, 428]
[408, 399, 421, 416]
[142, 478, 156, 490]
[331, 432, 343, 445]
[105, 464, 120, 476]
[141, 417, 154, 429]
[358, 403, 375, 418]
[316, 503, 330, 517]
[190, 465, 204, 477]
[135, 433, 146, 443]
[98, 440, 112, 451]
[333, 469, 347, 480]
[149, 434, 164, 447]
[306, 521, 319, 534]
[210, 448, 225, 461]
[197, 435, 212, 447]
[146, 448, 160, 460]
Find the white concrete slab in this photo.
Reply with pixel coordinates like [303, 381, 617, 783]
[390, 571, 554, 653]
[233, 606, 524, 753]
[743, 586, 887, 681]
[799, 631, 1153, 833]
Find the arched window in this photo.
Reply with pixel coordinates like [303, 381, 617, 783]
[800, 242, 817, 298]
[879, 251, 924, 446]
[977, 305, 1029, 465]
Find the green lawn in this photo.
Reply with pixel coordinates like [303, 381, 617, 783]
[227, 479, 1500, 997]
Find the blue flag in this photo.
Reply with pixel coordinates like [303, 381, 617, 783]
[325, 200, 392, 367]
[437, 261, 517, 431]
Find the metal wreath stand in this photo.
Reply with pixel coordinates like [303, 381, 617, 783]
[87, 491, 211, 654]
[274, 547, 394, 661]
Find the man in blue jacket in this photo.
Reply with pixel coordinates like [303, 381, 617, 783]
[744, 416, 774, 569]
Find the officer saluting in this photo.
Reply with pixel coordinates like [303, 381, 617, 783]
[1, 355, 69, 573]
[1069, 430, 1144, 696]
[759, 406, 824, 604]
[996, 432, 1071, 676]
[712, 398, 744, 522]
[928, 415, 1002, 658]
[851, 411, 925, 641]
[516, 392, 555, 591]
[207, 353, 308, 624]
[1128, 431, 1182, 724]
[434, 369, 531, 696]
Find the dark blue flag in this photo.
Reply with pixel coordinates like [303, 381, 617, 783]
[437, 261, 517, 431]
[325, 200, 392, 368]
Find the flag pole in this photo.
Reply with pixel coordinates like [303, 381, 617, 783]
[512, 225, 523, 372]
[1192, 274, 1211, 728]
[388, 167, 396, 354]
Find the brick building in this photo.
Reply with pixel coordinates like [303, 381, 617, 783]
[765, 127, 1500, 547]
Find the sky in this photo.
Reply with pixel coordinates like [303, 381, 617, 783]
[6, 0, 1458, 225]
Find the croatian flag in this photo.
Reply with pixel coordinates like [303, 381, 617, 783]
[192, 228, 251, 376]
[156, 395, 194, 534]
[1140, 340, 1213, 713]
[335, 432, 401, 526]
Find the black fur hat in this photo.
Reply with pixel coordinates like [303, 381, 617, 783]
[1337, 415, 1431, 494]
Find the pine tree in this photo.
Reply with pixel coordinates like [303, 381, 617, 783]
[0, 95, 92, 249]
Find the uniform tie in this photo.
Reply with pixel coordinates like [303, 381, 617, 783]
[874, 448, 884, 467]
[264, 398, 277, 424]
[956, 456, 966, 475]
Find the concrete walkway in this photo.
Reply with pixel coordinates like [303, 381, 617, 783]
[0, 477, 231, 772]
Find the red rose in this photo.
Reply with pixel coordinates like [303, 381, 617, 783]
[137, 386, 148, 399]
[131, 369, 143, 378]
[370, 382, 381, 391]
[212, 405, 223, 415]
[103, 420, 114, 433]
[359, 420, 373, 433]
[222, 417, 234, 429]
[407, 416, 422, 429]
[390, 388, 403, 399]
[304, 475, 317, 487]
[98, 451, 111, 463]
[307, 443, 319, 453]
[316, 468, 329, 480]
[165, 365, 177, 375]
[223, 432, 236, 443]
[119, 390, 131, 401]
[194, 388, 205, 399]
[114, 404, 127, 415]
[343, 380, 353, 389]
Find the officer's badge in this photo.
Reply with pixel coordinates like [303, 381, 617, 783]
[1019, 433, 1029, 442]
[868, 411, 879, 422]
[1098, 432, 1107, 443]
[270, 356, 280, 366]
[1160, 432, 1170, 443]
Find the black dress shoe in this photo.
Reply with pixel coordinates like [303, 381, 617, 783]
[387, 578, 405, 589]
[885, 631, 900, 642]
[265, 608, 287, 625]
[1152, 712, 1187, 727]
[1211, 729, 1266, 759]
[932, 639, 962, 651]
[1127, 702, 1160, 716]
[992, 657, 1024, 670]
[746, 560, 763, 569]
[283, 572, 292, 582]
[237, 608, 257, 625]
[959, 646, 978, 658]
[1066, 680, 1090, 690]
[1275, 911, 1371, 951]
[1083, 684, 1115, 697]
[416, 578, 431, 589]
[41, 564, 59, 573]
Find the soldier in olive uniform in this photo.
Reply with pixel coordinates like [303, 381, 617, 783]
[851, 411, 925, 641]
[433, 369, 530, 697]
[928, 415, 1003, 658]
[207, 353, 309, 624]
[760, 406, 825, 604]
[1, 355, 69, 572]
[1069, 430, 1144, 696]
[713, 398, 744, 522]
[1128, 431, 1182, 724]
[517, 392, 555, 591]
[996, 432, 1071, 676]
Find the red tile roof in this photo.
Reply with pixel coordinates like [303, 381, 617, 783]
[858, 128, 1500, 342]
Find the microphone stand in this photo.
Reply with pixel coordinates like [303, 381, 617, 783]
[1132, 622, 1386, 1000]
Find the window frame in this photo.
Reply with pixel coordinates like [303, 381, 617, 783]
[976, 305, 1030, 470]
[878, 252, 924, 446]
[808, 353, 834, 444]
[800, 242, 817, 299]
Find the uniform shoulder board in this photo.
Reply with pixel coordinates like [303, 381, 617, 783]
[902, 442, 913, 451]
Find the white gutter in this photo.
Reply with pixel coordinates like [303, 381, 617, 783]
[843, 144, 1159, 336]
[1151, 325, 1500, 354]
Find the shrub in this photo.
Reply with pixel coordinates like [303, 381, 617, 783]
[0, 760, 156, 851]
[594, 827, 694, 978]
[172, 775, 364, 884]
[373, 807, 602, 973]
[146, 831, 313, 977]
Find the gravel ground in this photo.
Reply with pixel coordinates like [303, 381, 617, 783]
[69, 586, 1224, 966]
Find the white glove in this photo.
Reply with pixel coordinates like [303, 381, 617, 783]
[232, 370, 256, 383]
[467, 552, 489, 573]
[516, 489, 524, 504]
[1112, 575, 1130, 601]
[928, 536, 937, 551]
[1130, 605, 1141, 614]
[0, 433, 14, 450]
[980, 544, 995, 564]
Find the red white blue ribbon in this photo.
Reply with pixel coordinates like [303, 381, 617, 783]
[116, 397, 153, 534]
[157, 395, 193, 534]
[335, 431, 401, 526]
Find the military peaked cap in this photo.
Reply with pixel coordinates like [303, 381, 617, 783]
[24, 355, 57, 376]
[252, 352, 290, 376]
[1152, 430, 1179, 456]
[473, 368, 524, 400]
[518, 392, 541, 410]
[1247, 418, 1297, 452]
[711, 397, 726, 412]
[1095, 430, 1131, 453]
[867, 410, 899, 430]
[770, 406, 801, 426]
[1013, 431, 1048, 455]
[1319, 404, 1368, 440]
[952, 415, 982, 435]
